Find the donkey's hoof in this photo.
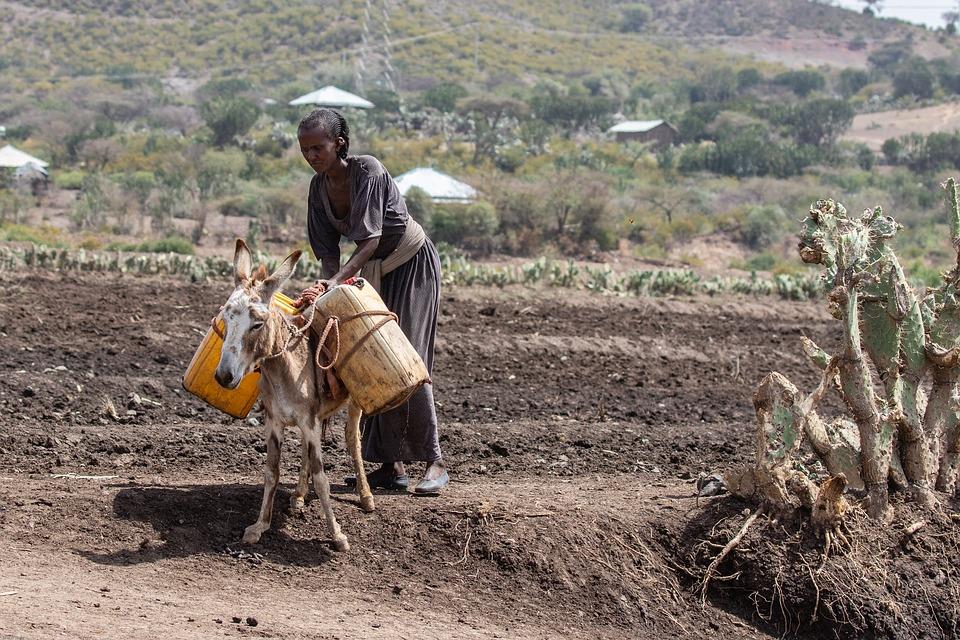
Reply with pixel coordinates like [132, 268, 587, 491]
[289, 495, 306, 513]
[332, 535, 350, 552]
[242, 525, 264, 545]
[360, 495, 376, 512]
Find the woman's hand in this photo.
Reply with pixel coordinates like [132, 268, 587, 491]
[295, 280, 334, 308]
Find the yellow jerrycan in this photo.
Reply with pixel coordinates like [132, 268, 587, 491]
[311, 279, 430, 415]
[182, 292, 299, 418]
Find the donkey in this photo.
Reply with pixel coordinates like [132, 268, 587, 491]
[214, 239, 374, 551]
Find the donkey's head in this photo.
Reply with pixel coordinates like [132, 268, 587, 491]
[214, 239, 302, 389]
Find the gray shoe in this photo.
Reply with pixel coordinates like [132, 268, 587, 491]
[414, 470, 449, 495]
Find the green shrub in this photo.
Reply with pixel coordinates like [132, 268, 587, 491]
[893, 58, 934, 100]
[200, 96, 261, 148]
[742, 204, 788, 249]
[773, 69, 826, 97]
[106, 236, 195, 254]
[431, 201, 500, 253]
[745, 253, 777, 271]
[838, 68, 870, 97]
[219, 194, 262, 218]
[404, 187, 435, 232]
[619, 3, 652, 32]
[54, 170, 86, 190]
[0, 223, 67, 247]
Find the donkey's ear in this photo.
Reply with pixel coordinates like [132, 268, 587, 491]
[261, 249, 302, 300]
[234, 238, 253, 286]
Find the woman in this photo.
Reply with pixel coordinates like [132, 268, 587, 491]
[295, 108, 448, 495]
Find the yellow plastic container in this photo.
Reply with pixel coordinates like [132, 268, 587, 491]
[312, 280, 430, 416]
[182, 292, 299, 418]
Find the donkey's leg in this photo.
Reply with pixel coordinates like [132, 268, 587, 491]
[346, 402, 374, 512]
[243, 422, 283, 544]
[290, 436, 310, 513]
[304, 420, 349, 552]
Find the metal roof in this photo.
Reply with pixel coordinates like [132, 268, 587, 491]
[394, 167, 477, 203]
[607, 119, 668, 134]
[0, 144, 49, 169]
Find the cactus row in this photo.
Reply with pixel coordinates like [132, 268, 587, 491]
[0, 243, 826, 300]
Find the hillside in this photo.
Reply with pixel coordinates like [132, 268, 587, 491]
[844, 100, 960, 151]
[3, 0, 960, 279]
[0, 0, 949, 97]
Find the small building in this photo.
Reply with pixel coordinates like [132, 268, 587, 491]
[607, 120, 677, 147]
[393, 167, 477, 204]
[0, 144, 49, 195]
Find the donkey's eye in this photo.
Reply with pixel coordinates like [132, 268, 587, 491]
[250, 321, 265, 332]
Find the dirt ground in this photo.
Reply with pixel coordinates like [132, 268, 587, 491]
[843, 100, 960, 152]
[0, 269, 954, 639]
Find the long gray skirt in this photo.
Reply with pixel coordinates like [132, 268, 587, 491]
[361, 238, 442, 463]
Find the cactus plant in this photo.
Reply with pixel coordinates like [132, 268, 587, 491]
[732, 178, 960, 521]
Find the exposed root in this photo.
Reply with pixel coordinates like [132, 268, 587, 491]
[688, 495, 960, 637]
[699, 506, 765, 604]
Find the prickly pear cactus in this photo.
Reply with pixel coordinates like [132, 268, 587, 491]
[735, 178, 960, 522]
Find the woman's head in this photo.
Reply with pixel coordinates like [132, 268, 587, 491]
[298, 108, 350, 174]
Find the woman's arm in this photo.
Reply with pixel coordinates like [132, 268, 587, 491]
[299, 237, 379, 308]
[321, 255, 340, 280]
[330, 237, 380, 284]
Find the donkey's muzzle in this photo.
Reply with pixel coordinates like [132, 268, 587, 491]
[214, 367, 239, 390]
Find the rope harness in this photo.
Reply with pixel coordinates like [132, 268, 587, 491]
[213, 284, 399, 376]
[213, 281, 413, 458]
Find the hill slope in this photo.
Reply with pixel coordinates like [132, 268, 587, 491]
[0, 0, 948, 96]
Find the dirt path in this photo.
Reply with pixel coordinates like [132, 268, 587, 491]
[1, 474, 770, 640]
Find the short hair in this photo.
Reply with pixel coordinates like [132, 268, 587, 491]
[298, 108, 350, 159]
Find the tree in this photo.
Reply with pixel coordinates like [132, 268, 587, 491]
[881, 137, 904, 164]
[837, 68, 870, 98]
[200, 97, 260, 148]
[773, 69, 826, 97]
[185, 146, 243, 243]
[868, 41, 912, 74]
[619, 4, 652, 32]
[422, 83, 468, 113]
[117, 171, 156, 234]
[403, 186, 435, 233]
[71, 173, 108, 231]
[688, 67, 738, 103]
[457, 96, 529, 164]
[541, 170, 614, 249]
[861, 0, 882, 16]
[945, 11, 960, 35]
[676, 103, 721, 143]
[742, 204, 788, 250]
[788, 99, 855, 148]
[529, 90, 616, 133]
[431, 201, 499, 253]
[736, 68, 763, 92]
[893, 58, 935, 99]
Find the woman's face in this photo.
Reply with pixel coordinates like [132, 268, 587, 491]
[298, 127, 343, 174]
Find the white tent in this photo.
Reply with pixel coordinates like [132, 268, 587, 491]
[0, 144, 49, 169]
[394, 167, 477, 203]
[289, 86, 375, 109]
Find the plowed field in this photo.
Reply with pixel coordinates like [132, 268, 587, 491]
[0, 269, 882, 639]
